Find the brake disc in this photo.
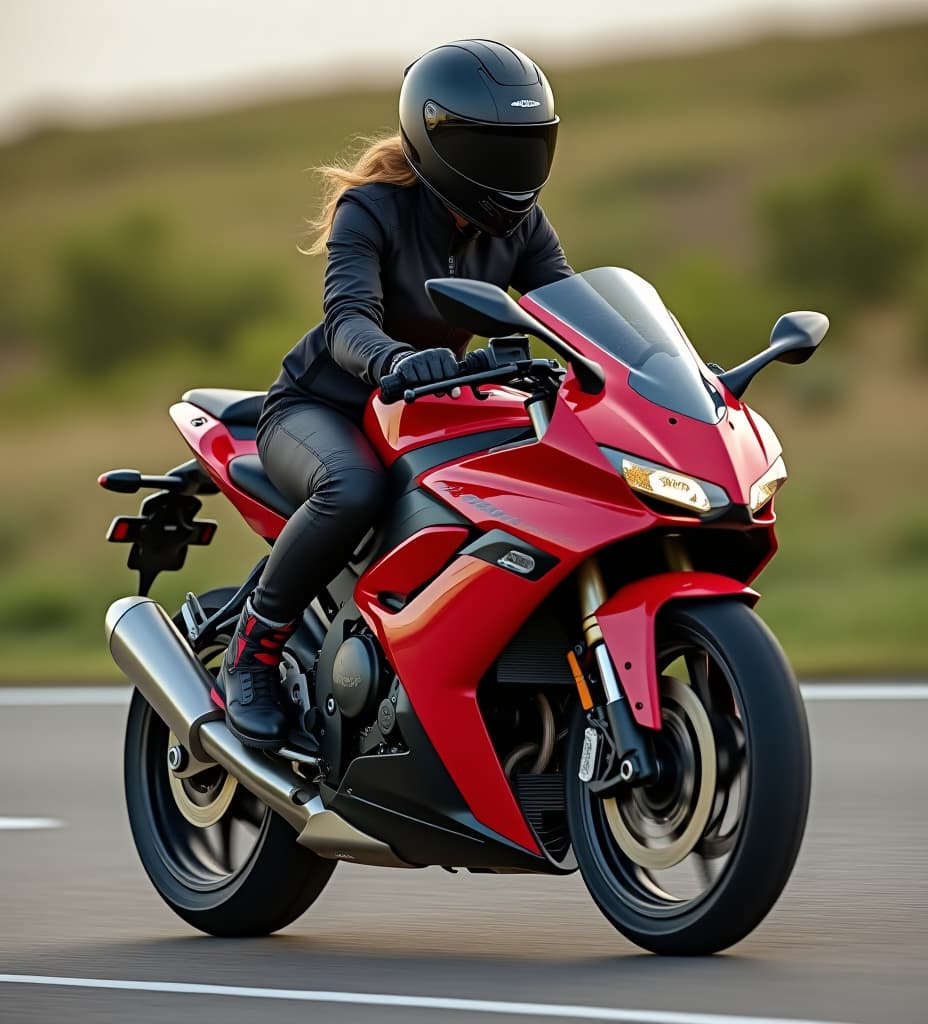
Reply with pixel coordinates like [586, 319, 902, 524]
[603, 677, 717, 870]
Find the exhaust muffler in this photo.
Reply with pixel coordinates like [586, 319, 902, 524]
[106, 597, 222, 764]
[105, 596, 412, 868]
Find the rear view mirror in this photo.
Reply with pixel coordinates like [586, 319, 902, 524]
[769, 311, 830, 365]
[719, 310, 829, 399]
[427, 277, 537, 341]
[426, 278, 604, 394]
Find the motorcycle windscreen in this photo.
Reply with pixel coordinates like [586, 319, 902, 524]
[525, 267, 726, 424]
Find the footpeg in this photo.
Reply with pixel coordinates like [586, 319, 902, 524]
[275, 728, 322, 768]
[276, 746, 321, 768]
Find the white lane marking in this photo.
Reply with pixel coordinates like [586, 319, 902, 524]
[0, 818, 63, 830]
[0, 687, 131, 706]
[799, 684, 928, 701]
[2, 683, 928, 707]
[0, 976, 857, 1024]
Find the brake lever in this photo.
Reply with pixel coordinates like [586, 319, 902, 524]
[402, 363, 520, 403]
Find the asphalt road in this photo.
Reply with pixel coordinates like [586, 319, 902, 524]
[0, 687, 926, 1024]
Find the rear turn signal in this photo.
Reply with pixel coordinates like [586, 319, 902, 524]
[99, 470, 143, 493]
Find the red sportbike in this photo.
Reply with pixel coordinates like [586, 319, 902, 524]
[101, 267, 824, 954]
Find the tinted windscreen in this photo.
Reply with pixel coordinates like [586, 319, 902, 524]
[428, 117, 558, 193]
[526, 267, 725, 423]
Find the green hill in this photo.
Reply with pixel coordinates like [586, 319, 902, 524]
[1, 20, 927, 679]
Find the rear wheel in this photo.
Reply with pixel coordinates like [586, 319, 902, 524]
[566, 599, 811, 955]
[123, 590, 335, 936]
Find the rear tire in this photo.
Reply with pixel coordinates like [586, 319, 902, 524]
[566, 599, 811, 955]
[123, 589, 335, 936]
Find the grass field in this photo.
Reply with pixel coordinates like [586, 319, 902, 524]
[1, 21, 927, 680]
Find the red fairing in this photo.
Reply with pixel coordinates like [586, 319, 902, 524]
[357, 395, 655, 851]
[365, 386, 529, 467]
[357, 555, 581, 854]
[357, 521, 552, 851]
[357, 526, 470, 607]
[169, 402, 286, 540]
[422, 392, 656, 562]
[595, 573, 760, 730]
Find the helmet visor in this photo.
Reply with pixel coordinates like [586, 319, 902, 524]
[426, 106, 559, 193]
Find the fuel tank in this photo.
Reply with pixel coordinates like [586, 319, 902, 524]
[363, 386, 531, 467]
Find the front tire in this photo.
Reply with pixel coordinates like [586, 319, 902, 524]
[123, 590, 335, 936]
[567, 599, 811, 955]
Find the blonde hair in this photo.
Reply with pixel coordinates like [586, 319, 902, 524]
[304, 134, 417, 256]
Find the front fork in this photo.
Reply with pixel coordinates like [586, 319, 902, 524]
[576, 556, 667, 788]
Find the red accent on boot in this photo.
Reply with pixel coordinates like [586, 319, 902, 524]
[253, 651, 278, 666]
[233, 636, 248, 667]
[210, 686, 226, 710]
[243, 615, 258, 637]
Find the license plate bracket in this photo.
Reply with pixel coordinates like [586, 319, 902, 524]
[107, 491, 216, 596]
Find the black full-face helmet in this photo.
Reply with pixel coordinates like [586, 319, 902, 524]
[399, 39, 559, 237]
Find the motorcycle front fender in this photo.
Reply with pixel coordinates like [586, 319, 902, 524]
[596, 572, 759, 730]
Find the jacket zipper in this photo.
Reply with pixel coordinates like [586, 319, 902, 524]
[446, 242, 464, 346]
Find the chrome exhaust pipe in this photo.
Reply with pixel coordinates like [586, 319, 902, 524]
[106, 597, 222, 765]
[105, 596, 413, 867]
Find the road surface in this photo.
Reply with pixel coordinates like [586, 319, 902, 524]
[0, 685, 925, 1023]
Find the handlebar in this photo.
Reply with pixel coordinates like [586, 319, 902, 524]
[380, 349, 489, 405]
[378, 372, 409, 405]
[379, 348, 563, 405]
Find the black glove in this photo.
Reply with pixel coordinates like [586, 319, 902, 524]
[383, 347, 459, 388]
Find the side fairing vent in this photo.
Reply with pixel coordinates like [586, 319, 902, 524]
[514, 773, 569, 861]
[495, 607, 575, 686]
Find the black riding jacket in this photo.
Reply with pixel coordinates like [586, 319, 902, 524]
[264, 181, 573, 419]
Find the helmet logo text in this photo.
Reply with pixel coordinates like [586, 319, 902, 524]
[511, 99, 541, 108]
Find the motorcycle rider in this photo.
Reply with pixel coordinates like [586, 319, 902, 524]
[218, 39, 574, 748]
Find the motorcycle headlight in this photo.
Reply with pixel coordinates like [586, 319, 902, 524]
[601, 449, 730, 514]
[749, 455, 788, 513]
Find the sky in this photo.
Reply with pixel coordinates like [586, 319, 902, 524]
[2, 0, 926, 139]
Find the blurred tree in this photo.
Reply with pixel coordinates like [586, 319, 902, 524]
[46, 208, 292, 374]
[889, 508, 928, 567]
[0, 257, 26, 353]
[758, 165, 926, 311]
[910, 259, 928, 367]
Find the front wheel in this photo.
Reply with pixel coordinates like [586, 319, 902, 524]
[123, 590, 335, 936]
[566, 599, 811, 955]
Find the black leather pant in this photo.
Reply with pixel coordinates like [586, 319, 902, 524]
[252, 400, 387, 623]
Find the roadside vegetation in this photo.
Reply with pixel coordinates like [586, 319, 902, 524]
[1, 20, 926, 679]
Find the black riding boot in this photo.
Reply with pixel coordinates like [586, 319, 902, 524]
[217, 597, 296, 749]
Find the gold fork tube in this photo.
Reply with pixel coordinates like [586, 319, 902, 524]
[663, 533, 694, 572]
[578, 558, 607, 647]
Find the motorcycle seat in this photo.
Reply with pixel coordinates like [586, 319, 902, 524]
[183, 388, 266, 427]
[227, 455, 298, 519]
